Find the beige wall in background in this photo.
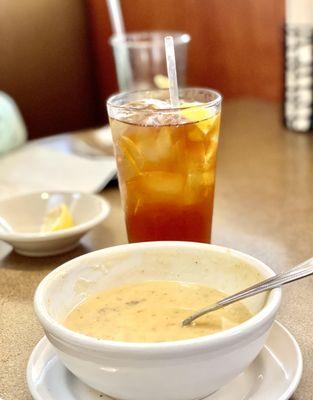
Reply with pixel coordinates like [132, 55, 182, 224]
[0, 0, 98, 138]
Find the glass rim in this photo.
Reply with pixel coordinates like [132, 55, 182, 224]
[107, 87, 222, 113]
[109, 30, 191, 48]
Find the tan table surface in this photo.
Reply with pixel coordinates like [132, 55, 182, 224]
[0, 99, 312, 400]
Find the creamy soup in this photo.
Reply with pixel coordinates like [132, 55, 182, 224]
[64, 281, 252, 342]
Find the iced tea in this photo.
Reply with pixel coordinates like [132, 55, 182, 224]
[107, 89, 221, 243]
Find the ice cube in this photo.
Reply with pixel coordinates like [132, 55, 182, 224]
[183, 171, 215, 204]
[111, 120, 139, 140]
[171, 137, 186, 170]
[119, 99, 194, 127]
[156, 127, 173, 159]
[144, 114, 163, 127]
[143, 99, 171, 109]
[204, 141, 218, 166]
[135, 127, 173, 164]
[207, 114, 221, 142]
[143, 112, 186, 127]
[126, 99, 170, 110]
[113, 99, 172, 126]
[136, 131, 158, 163]
[122, 100, 147, 110]
[142, 172, 184, 197]
[185, 141, 206, 171]
[187, 125, 205, 142]
[186, 114, 220, 142]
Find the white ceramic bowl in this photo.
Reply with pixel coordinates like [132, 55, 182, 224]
[34, 242, 281, 400]
[0, 191, 110, 256]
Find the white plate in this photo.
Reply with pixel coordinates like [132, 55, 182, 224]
[27, 321, 302, 400]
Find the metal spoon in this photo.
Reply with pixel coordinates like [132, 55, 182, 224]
[182, 257, 313, 326]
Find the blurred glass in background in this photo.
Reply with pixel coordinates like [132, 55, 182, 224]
[109, 31, 190, 91]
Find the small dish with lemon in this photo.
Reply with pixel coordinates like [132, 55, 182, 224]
[0, 191, 110, 256]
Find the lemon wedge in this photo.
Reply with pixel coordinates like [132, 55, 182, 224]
[41, 203, 74, 233]
[119, 136, 143, 174]
[180, 102, 211, 122]
[180, 102, 218, 135]
[154, 74, 170, 89]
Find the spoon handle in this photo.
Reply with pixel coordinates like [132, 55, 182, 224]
[182, 257, 313, 326]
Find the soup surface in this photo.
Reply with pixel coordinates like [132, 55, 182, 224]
[64, 281, 252, 342]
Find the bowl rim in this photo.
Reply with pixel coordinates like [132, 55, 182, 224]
[0, 191, 110, 241]
[34, 242, 282, 354]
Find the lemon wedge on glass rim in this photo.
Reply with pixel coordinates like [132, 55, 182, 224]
[41, 203, 74, 233]
[180, 102, 218, 135]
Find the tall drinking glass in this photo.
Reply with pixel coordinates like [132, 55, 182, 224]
[109, 31, 190, 90]
[107, 88, 222, 243]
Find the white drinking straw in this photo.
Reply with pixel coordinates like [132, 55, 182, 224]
[164, 36, 179, 107]
[106, 0, 125, 35]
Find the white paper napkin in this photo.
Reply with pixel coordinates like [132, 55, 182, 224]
[0, 141, 116, 200]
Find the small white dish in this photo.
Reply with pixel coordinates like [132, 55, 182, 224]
[34, 242, 282, 400]
[27, 321, 302, 400]
[0, 191, 110, 256]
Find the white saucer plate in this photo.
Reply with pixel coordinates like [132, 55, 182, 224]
[27, 321, 302, 400]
